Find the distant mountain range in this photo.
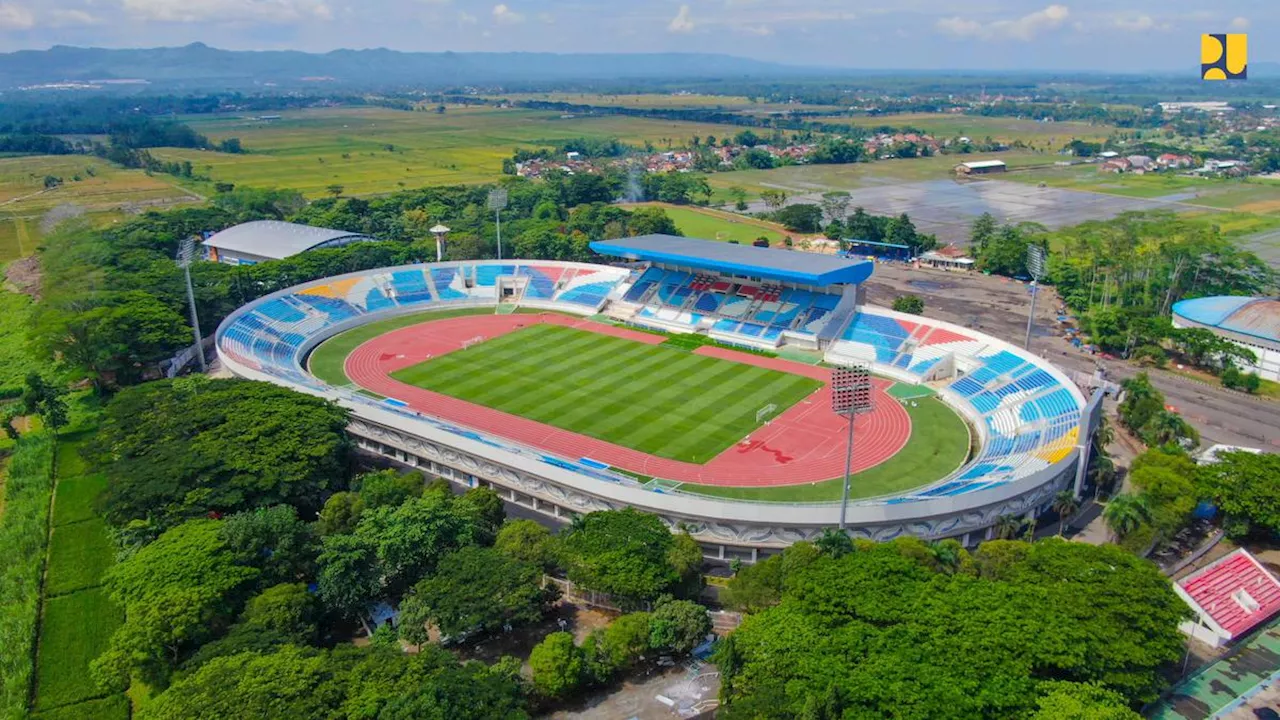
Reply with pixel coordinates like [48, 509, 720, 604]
[0, 43, 818, 90]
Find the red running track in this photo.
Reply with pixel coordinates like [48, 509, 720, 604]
[342, 313, 911, 488]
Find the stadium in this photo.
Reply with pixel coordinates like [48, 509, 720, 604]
[216, 234, 1099, 562]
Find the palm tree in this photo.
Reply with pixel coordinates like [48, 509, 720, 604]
[1094, 415, 1115, 450]
[1051, 490, 1081, 536]
[1103, 493, 1152, 540]
[993, 514, 1025, 540]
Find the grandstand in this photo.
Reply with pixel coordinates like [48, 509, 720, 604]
[217, 237, 1091, 560]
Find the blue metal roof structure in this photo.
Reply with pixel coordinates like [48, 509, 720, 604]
[590, 234, 874, 287]
[1172, 296, 1280, 344]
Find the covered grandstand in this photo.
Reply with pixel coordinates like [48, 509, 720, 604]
[203, 220, 374, 265]
[216, 238, 1092, 559]
[1172, 296, 1280, 381]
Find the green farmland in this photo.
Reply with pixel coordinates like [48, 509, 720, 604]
[155, 106, 749, 197]
[390, 324, 822, 463]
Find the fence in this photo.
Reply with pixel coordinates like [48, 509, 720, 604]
[541, 575, 650, 613]
[163, 335, 215, 378]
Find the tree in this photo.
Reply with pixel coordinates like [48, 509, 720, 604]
[648, 598, 711, 655]
[356, 469, 423, 509]
[529, 632, 585, 699]
[19, 372, 68, 438]
[716, 539, 1187, 717]
[819, 191, 851, 224]
[993, 513, 1026, 540]
[728, 186, 748, 211]
[723, 542, 820, 613]
[1032, 682, 1143, 720]
[775, 204, 824, 233]
[219, 505, 317, 587]
[326, 184, 344, 197]
[971, 212, 998, 251]
[891, 294, 925, 315]
[455, 486, 506, 545]
[558, 509, 680, 604]
[317, 491, 365, 536]
[92, 520, 260, 690]
[89, 378, 351, 529]
[1196, 451, 1280, 538]
[316, 533, 381, 622]
[845, 207, 879, 241]
[815, 528, 853, 558]
[760, 189, 788, 213]
[494, 519, 556, 570]
[403, 546, 555, 639]
[584, 612, 652, 681]
[1103, 493, 1152, 539]
[1052, 489, 1081, 536]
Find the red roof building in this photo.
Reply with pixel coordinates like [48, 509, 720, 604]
[1174, 549, 1280, 648]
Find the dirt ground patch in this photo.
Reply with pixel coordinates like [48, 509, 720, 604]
[4, 255, 41, 299]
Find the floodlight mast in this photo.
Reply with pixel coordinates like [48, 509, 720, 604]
[177, 237, 206, 372]
[832, 365, 872, 530]
[488, 188, 508, 261]
[1024, 244, 1046, 352]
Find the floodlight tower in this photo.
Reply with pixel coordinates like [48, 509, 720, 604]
[487, 188, 508, 261]
[430, 224, 450, 262]
[832, 365, 873, 530]
[177, 237, 206, 372]
[1024, 244, 1047, 352]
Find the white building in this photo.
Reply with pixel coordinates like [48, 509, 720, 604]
[1172, 296, 1280, 382]
[202, 221, 374, 265]
[1174, 549, 1280, 649]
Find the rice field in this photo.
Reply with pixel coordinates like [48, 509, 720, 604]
[620, 202, 788, 243]
[154, 106, 751, 197]
[837, 113, 1115, 146]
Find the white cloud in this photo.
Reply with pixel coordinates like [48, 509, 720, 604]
[668, 4, 694, 33]
[1111, 14, 1155, 31]
[50, 8, 100, 25]
[735, 24, 774, 36]
[1231, 16, 1250, 30]
[492, 3, 523, 25]
[936, 4, 1069, 42]
[457, 10, 476, 24]
[121, 0, 332, 23]
[0, 2, 34, 29]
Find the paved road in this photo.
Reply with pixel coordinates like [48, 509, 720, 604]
[865, 263, 1280, 451]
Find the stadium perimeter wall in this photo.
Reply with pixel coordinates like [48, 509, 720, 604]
[216, 260, 1084, 560]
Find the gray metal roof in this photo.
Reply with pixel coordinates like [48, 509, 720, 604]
[590, 234, 874, 286]
[202, 221, 371, 260]
[1173, 296, 1280, 344]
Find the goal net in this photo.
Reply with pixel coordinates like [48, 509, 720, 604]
[755, 403, 778, 424]
[461, 336, 485, 350]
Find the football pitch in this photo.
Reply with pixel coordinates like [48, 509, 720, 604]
[389, 324, 822, 464]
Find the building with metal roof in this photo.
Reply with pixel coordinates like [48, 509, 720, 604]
[954, 159, 1007, 175]
[589, 234, 875, 287]
[1172, 296, 1280, 381]
[202, 220, 374, 265]
[1173, 549, 1280, 649]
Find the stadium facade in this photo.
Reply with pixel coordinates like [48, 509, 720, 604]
[1171, 296, 1280, 382]
[216, 236, 1096, 562]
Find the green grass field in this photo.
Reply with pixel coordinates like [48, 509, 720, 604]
[44, 518, 114, 597]
[33, 588, 123, 713]
[156, 106, 749, 197]
[681, 397, 971, 502]
[51, 473, 107, 527]
[34, 693, 129, 720]
[390, 324, 822, 463]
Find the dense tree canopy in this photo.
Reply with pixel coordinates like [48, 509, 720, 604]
[399, 546, 555, 639]
[715, 538, 1187, 719]
[557, 509, 685, 604]
[1196, 451, 1280, 538]
[88, 377, 351, 529]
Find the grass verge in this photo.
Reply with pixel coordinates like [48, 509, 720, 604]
[391, 324, 821, 463]
[33, 693, 128, 720]
[681, 397, 970, 502]
[32, 588, 122, 713]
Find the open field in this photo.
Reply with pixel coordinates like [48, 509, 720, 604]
[838, 113, 1114, 146]
[681, 397, 970, 502]
[34, 693, 129, 720]
[1001, 163, 1280, 207]
[390, 324, 822, 464]
[32, 588, 122, 714]
[0, 289, 39, 391]
[620, 202, 787, 243]
[44, 517, 113, 597]
[0, 155, 197, 214]
[157, 106, 749, 196]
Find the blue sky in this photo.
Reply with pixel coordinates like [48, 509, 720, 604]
[0, 0, 1273, 71]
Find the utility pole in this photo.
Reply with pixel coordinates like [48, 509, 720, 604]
[832, 365, 873, 530]
[1025, 244, 1046, 352]
[488, 188, 508, 260]
[177, 237, 206, 372]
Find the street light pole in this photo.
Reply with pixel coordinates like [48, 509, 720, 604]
[839, 410, 855, 530]
[1024, 244, 1046, 353]
[488, 188, 508, 261]
[832, 365, 872, 530]
[1024, 280, 1038, 351]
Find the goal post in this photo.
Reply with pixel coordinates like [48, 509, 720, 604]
[755, 403, 778, 424]
[461, 336, 485, 350]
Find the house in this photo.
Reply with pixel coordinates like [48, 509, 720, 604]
[1098, 151, 1120, 160]
[1098, 158, 1132, 173]
[1126, 155, 1154, 171]
[1157, 153, 1195, 169]
[1174, 549, 1280, 648]
[565, 151, 581, 161]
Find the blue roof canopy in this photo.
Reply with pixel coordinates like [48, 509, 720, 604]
[590, 234, 874, 287]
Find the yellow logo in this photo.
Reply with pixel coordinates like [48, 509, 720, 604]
[1202, 34, 1247, 80]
